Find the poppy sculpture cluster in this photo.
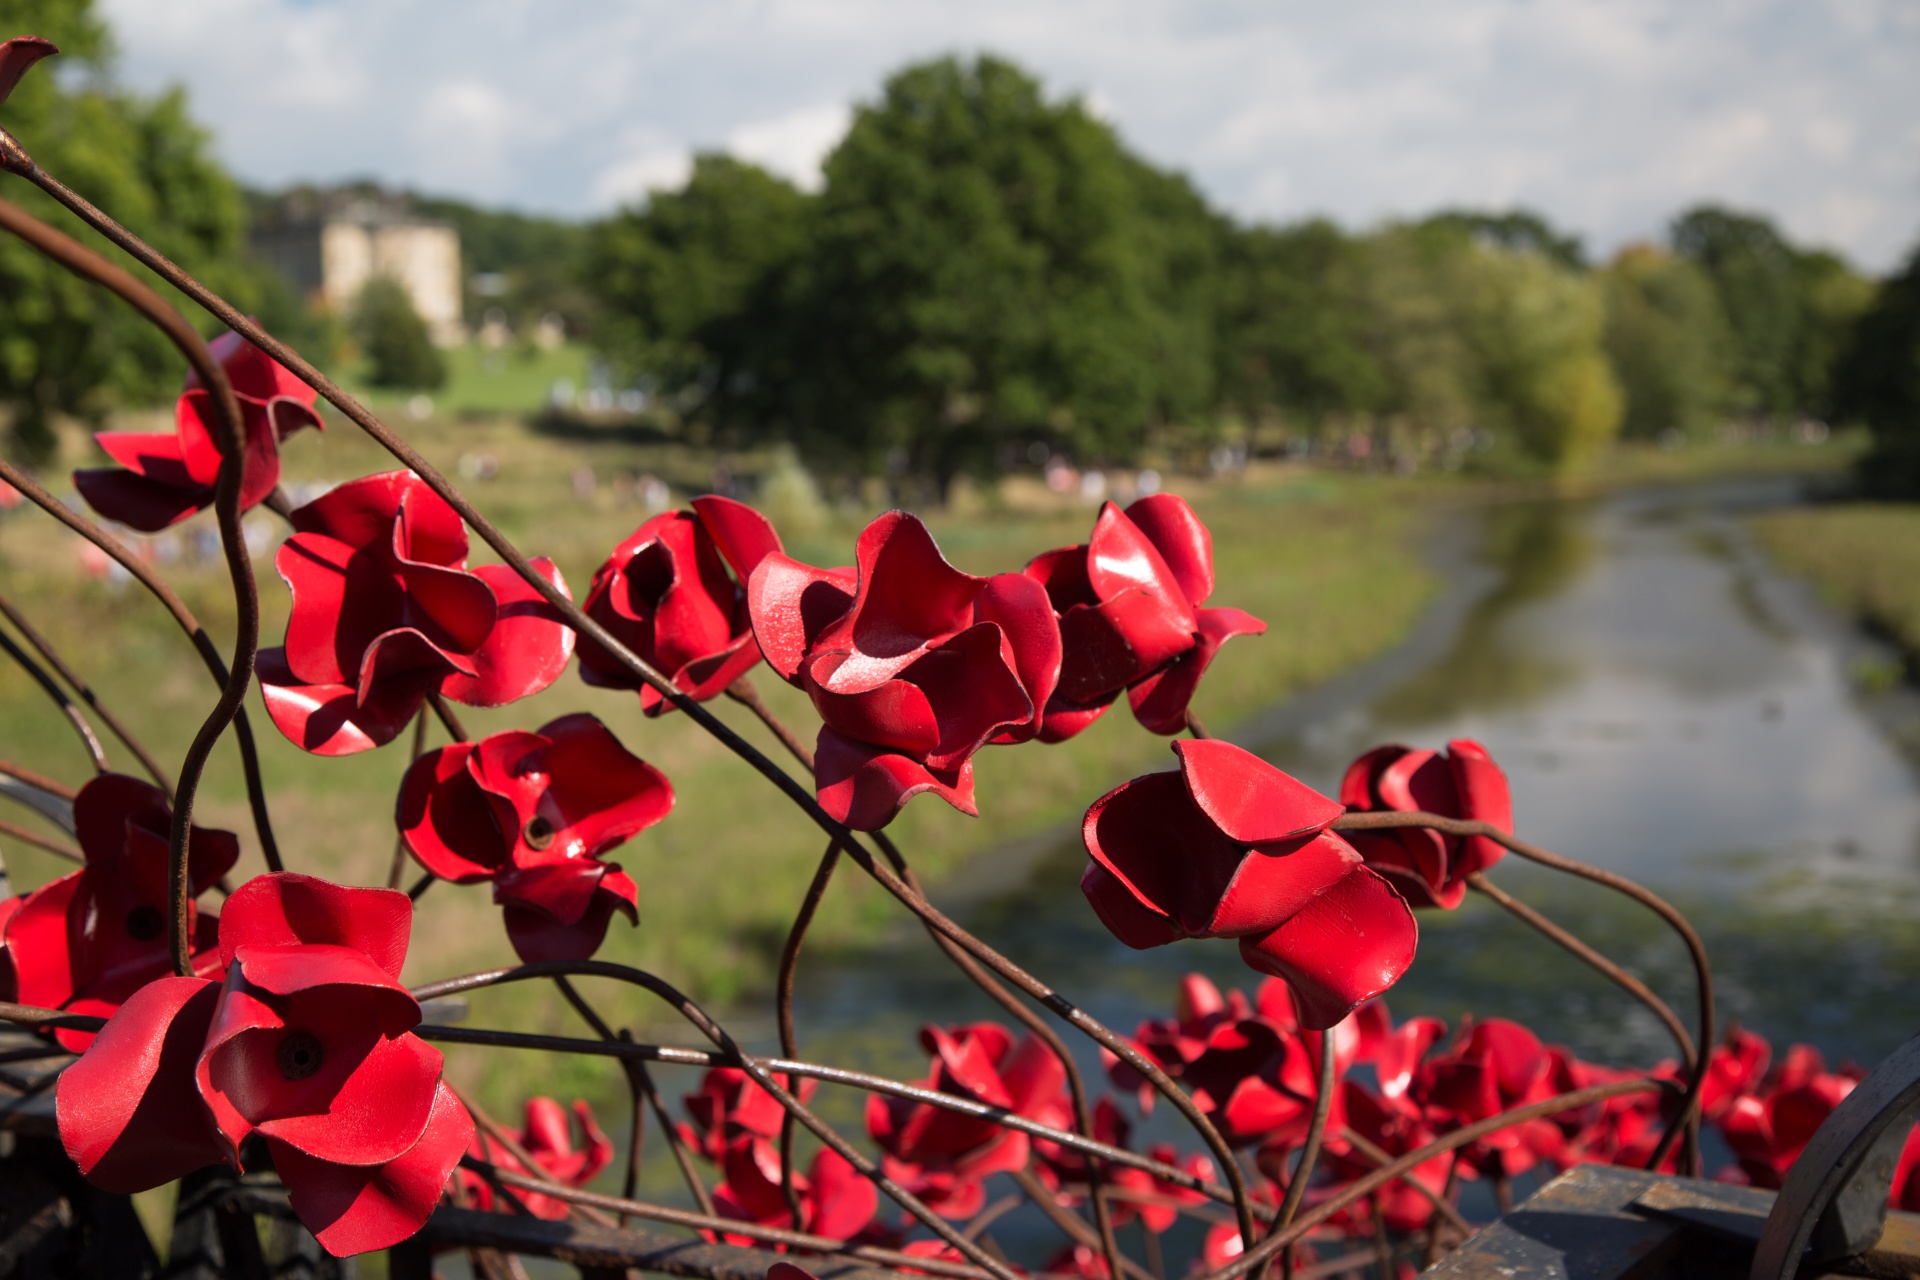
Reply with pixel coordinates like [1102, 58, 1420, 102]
[0, 33, 1856, 1277]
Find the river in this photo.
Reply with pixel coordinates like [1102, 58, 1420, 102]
[761, 477, 1920, 1218]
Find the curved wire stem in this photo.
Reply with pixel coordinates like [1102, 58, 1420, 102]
[1273, 1029, 1338, 1279]
[0, 621, 109, 772]
[1466, 872, 1696, 1068]
[415, 960, 1023, 1280]
[549, 975, 719, 1219]
[0, 815, 81, 863]
[1197, 1077, 1682, 1280]
[386, 709, 431, 889]
[0, 588, 171, 791]
[726, 677, 814, 771]
[0, 196, 265, 975]
[775, 838, 841, 1225]
[0, 206, 281, 882]
[1334, 810, 1710, 1175]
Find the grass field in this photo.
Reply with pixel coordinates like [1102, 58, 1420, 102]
[1751, 502, 1920, 677]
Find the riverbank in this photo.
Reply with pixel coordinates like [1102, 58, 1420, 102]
[1751, 502, 1920, 688]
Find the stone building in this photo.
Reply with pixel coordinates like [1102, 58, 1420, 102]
[250, 190, 465, 345]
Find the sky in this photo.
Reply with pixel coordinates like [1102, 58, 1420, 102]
[96, 0, 1920, 271]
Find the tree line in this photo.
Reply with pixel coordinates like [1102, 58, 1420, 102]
[583, 55, 1909, 490]
[4, 19, 1917, 491]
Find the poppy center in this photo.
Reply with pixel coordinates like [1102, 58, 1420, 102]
[124, 905, 165, 942]
[523, 816, 556, 850]
[277, 1032, 325, 1081]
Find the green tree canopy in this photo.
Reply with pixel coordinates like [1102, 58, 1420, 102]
[351, 277, 446, 391]
[1601, 244, 1735, 439]
[1837, 235, 1920, 493]
[0, 0, 264, 462]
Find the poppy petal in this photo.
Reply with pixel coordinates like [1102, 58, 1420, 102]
[814, 729, 976, 831]
[442, 560, 575, 706]
[218, 873, 413, 978]
[1238, 865, 1418, 1030]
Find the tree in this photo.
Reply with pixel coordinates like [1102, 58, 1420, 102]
[1421, 208, 1587, 270]
[1214, 219, 1386, 424]
[1601, 244, 1735, 439]
[782, 54, 1219, 488]
[582, 153, 809, 404]
[1836, 237, 1920, 494]
[0, 0, 261, 462]
[351, 277, 446, 390]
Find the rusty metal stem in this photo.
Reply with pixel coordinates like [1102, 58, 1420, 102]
[0, 815, 81, 862]
[1274, 1029, 1338, 1280]
[0, 208, 280, 882]
[0, 622, 109, 772]
[0, 588, 171, 791]
[776, 837, 841, 1225]
[1335, 810, 1711, 1175]
[1198, 1078, 1682, 1280]
[426, 689, 470, 742]
[1336, 1129, 1472, 1237]
[419, 960, 1022, 1280]
[387, 708, 431, 889]
[0, 194, 262, 977]
[0, 758, 75, 800]
[726, 676, 814, 771]
[1467, 872, 1695, 1067]
[549, 975, 718, 1219]
[1009, 1166, 1154, 1280]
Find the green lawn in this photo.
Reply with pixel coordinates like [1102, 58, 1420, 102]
[1752, 502, 1920, 669]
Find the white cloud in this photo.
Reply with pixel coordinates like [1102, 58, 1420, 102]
[89, 0, 1920, 267]
[727, 103, 851, 192]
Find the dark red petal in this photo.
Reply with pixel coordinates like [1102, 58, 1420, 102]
[1448, 738, 1512, 876]
[172, 390, 230, 488]
[57, 976, 224, 1194]
[391, 477, 470, 568]
[972, 573, 1061, 741]
[691, 494, 784, 583]
[1238, 865, 1418, 1030]
[396, 744, 506, 882]
[1083, 504, 1197, 633]
[808, 655, 940, 757]
[520, 713, 674, 857]
[1079, 862, 1179, 950]
[1036, 691, 1117, 743]
[1339, 745, 1405, 810]
[501, 877, 637, 963]
[1124, 494, 1215, 606]
[1126, 605, 1267, 735]
[1206, 830, 1363, 938]
[1057, 592, 1191, 704]
[290, 472, 412, 545]
[440, 560, 575, 707]
[814, 729, 976, 831]
[1082, 770, 1237, 937]
[1024, 543, 1096, 611]
[494, 859, 612, 928]
[275, 533, 374, 686]
[72, 468, 207, 533]
[272, 1080, 473, 1257]
[256, 647, 425, 756]
[0, 35, 57, 105]
[1174, 739, 1343, 846]
[746, 553, 857, 682]
[834, 512, 984, 675]
[219, 872, 413, 978]
[257, 1031, 443, 1165]
[4, 871, 81, 1011]
[394, 559, 497, 658]
[806, 1148, 877, 1240]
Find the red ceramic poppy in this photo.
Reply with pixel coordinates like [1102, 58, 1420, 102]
[460, 1096, 613, 1220]
[397, 713, 670, 961]
[257, 471, 575, 755]
[1339, 739, 1512, 909]
[866, 1022, 1069, 1218]
[3, 773, 236, 1050]
[76, 332, 323, 533]
[1715, 1044, 1859, 1189]
[680, 1066, 818, 1164]
[1080, 739, 1417, 1029]
[55, 872, 473, 1256]
[1700, 1027, 1772, 1123]
[711, 1138, 878, 1243]
[1323, 1079, 1452, 1233]
[1415, 1018, 1568, 1178]
[748, 511, 1061, 829]
[1024, 495, 1265, 740]
[0, 35, 56, 106]
[579, 496, 783, 713]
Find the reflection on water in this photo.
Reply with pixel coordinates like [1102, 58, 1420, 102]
[767, 478, 1920, 1254]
